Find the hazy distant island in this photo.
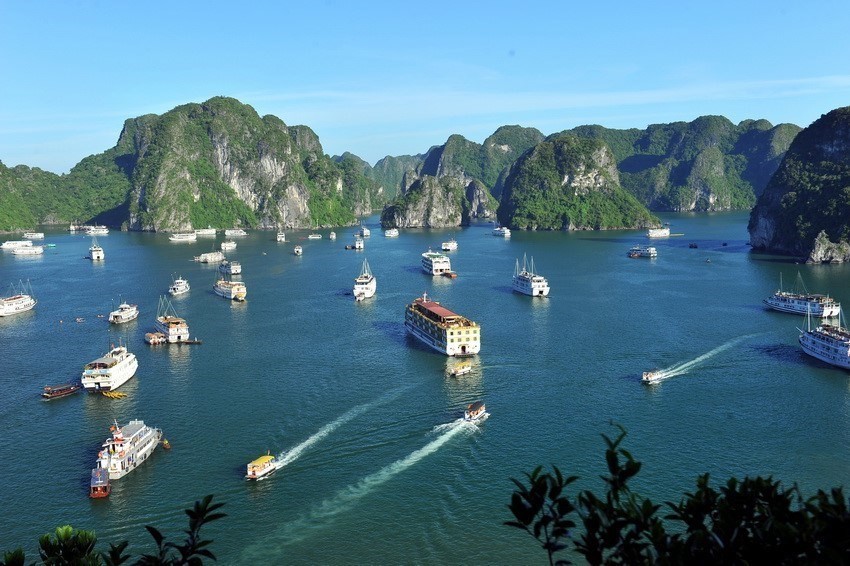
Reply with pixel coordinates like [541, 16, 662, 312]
[5, 96, 850, 252]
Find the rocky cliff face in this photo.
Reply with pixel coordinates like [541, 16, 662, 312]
[567, 117, 800, 212]
[749, 107, 850, 261]
[497, 135, 658, 230]
[380, 175, 466, 228]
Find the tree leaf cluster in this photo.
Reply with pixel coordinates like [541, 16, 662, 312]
[507, 426, 850, 565]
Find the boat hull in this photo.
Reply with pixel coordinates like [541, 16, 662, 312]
[404, 320, 480, 357]
[799, 331, 850, 370]
[81, 355, 138, 392]
[0, 295, 37, 317]
[764, 297, 840, 318]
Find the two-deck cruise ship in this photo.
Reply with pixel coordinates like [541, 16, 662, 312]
[214, 279, 247, 301]
[92, 419, 163, 483]
[153, 296, 190, 342]
[421, 250, 452, 275]
[799, 319, 850, 370]
[194, 226, 217, 236]
[353, 258, 376, 301]
[764, 274, 840, 317]
[647, 226, 670, 238]
[169, 232, 197, 243]
[80, 344, 139, 392]
[513, 254, 550, 297]
[108, 302, 139, 324]
[0, 281, 37, 317]
[404, 293, 480, 356]
[218, 260, 242, 275]
[225, 228, 248, 237]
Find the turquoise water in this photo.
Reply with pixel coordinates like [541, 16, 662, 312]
[1, 212, 849, 563]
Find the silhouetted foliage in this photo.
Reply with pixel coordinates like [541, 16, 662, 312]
[507, 426, 850, 565]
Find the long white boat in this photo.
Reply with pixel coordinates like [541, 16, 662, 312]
[404, 293, 480, 356]
[441, 238, 458, 251]
[194, 226, 217, 236]
[225, 228, 248, 237]
[108, 302, 139, 324]
[647, 226, 670, 238]
[221, 240, 237, 251]
[153, 296, 190, 342]
[628, 245, 657, 258]
[422, 249, 452, 275]
[513, 254, 550, 297]
[799, 313, 850, 370]
[81, 344, 139, 392]
[353, 258, 376, 301]
[169, 276, 190, 296]
[1, 240, 33, 250]
[329, 231, 337, 240]
[214, 279, 247, 301]
[764, 273, 840, 318]
[86, 225, 109, 235]
[23, 232, 44, 240]
[11, 246, 44, 256]
[384, 228, 399, 238]
[169, 232, 197, 243]
[492, 223, 511, 237]
[194, 251, 225, 263]
[358, 223, 371, 238]
[93, 419, 163, 483]
[0, 281, 37, 317]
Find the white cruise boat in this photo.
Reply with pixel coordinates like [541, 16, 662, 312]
[293, 245, 303, 256]
[308, 233, 322, 240]
[194, 226, 217, 236]
[422, 249, 452, 275]
[93, 419, 163, 482]
[492, 223, 511, 237]
[194, 251, 225, 263]
[276, 231, 286, 242]
[169, 276, 190, 296]
[23, 232, 44, 240]
[513, 254, 550, 297]
[764, 273, 840, 318]
[214, 278, 247, 301]
[329, 231, 337, 240]
[153, 296, 190, 342]
[246, 452, 278, 481]
[799, 312, 850, 370]
[225, 228, 248, 237]
[405, 293, 481, 356]
[1, 240, 33, 250]
[81, 344, 139, 392]
[442, 238, 458, 251]
[0, 281, 37, 317]
[647, 226, 670, 238]
[358, 223, 371, 238]
[89, 238, 105, 261]
[353, 258, 377, 301]
[354, 237, 364, 250]
[627, 245, 657, 258]
[220, 240, 237, 251]
[464, 401, 488, 423]
[218, 260, 242, 275]
[11, 245, 44, 256]
[108, 302, 139, 324]
[85, 225, 109, 235]
[384, 228, 399, 238]
[169, 232, 197, 243]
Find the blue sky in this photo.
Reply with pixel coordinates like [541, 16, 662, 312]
[2, 1, 850, 173]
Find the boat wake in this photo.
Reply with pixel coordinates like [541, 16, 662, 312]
[647, 333, 760, 383]
[244, 420, 472, 554]
[275, 389, 406, 469]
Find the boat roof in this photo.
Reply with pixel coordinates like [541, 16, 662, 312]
[249, 454, 276, 466]
[467, 400, 485, 411]
[90, 468, 109, 486]
[414, 297, 461, 321]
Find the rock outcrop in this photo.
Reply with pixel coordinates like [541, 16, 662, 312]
[749, 106, 850, 260]
[380, 175, 466, 228]
[497, 135, 658, 230]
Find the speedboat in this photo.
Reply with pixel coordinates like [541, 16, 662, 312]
[294, 245, 303, 256]
[169, 277, 190, 296]
[464, 401, 488, 423]
[246, 452, 278, 480]
[221, 240, 237, 251]
[641, 370, 664, 384]
[108, 302, 139, 324]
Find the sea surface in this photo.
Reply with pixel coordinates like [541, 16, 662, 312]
[1, 212, 849, 564]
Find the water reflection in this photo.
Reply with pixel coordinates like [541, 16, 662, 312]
[442, 357, 483, 407]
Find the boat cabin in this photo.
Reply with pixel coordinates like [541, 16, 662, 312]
[464, 401, 486, 421]
[90, 467, 110, 498]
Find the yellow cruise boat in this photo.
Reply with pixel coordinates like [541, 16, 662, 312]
[405, 293, 480, 356]
[246, 453, 278, 480]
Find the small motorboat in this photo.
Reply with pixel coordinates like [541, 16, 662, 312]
[246, 452, 278, 480]
[293, 245, 303, 256]
[641, 370, 663, 384]
[464, 401, 488, 423]
[448, 363, 472, 377]
[89, 467, 111, 498]
[42, 383, 81, 400]
[161, 438, 172, 450]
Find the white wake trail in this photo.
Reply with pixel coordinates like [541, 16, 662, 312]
[276, 389, 405, 468]
[654, 333, 760, 381]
